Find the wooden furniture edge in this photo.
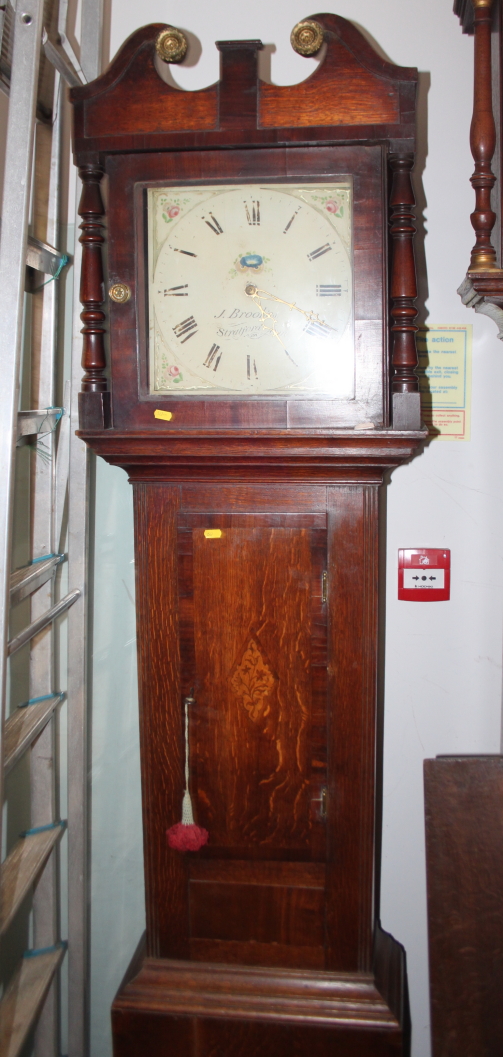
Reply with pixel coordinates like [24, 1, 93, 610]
[111, 956, 401, 1031]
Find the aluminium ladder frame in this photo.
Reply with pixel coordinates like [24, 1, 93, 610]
[67, 7, 104, 1056]
[0, 1, 103, 1055]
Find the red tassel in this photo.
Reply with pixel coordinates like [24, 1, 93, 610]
[166, 822, 209, 852]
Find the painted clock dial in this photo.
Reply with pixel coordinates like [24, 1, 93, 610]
[147, 182, 353, 397]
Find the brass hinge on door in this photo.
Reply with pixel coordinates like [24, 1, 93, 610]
[322, 570, 328, 604]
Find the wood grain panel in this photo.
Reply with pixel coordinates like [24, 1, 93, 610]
[81, 430, 426, 486]
[73, 17, 416, 159]
[80, 27, 217, 137]
[0, 826, 64, 935]
[326, 486, 378, 972]
[133, 483, 187, 957]
[196, 1019, 401, 1057]
[112, 956, 402, 1056]
[112, 1011, 401, 1057]
[179, 484, 327, 513]
[0, 946, 65, 1057]
[260, 55, 398, 129]
[189, 880, 325, 945]
[112, 1006, 194, 1057]
[188, 859, 325, 886]
[425, 755, 503, 1057]
[259, 13, 415, 135]
[189, 938, 325, 969]
[179, 518, 327, 858]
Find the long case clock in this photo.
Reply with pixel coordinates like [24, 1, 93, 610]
[70, 13, 425, 1056]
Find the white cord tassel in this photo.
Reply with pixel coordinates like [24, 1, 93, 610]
[181, 696, 195, 825]
[166, 694, 208, 852]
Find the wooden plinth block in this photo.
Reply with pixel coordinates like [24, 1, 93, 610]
[112, 953, 403, 1057]
[78, 391, 111, 430]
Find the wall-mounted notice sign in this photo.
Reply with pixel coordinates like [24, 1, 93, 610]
[416, 325, 472, 441]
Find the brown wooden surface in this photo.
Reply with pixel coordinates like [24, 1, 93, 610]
[130, 479, 388, 971]
[112, 926, 406, 1054]
[174, 513, 328, 970]
[468, 0, 498, 271]
[179, 516, 326, 857]
[389, 154, 419, 393]
[0, 946, 65, 1057]
[79, 429, 426, 482]
[260, 13, 409, 130]
[70, 16, 417, 157]
[133, 484, 187, 959]
[103, 143, 386, 431]
[112, 957, 402, 1057]
[113, 1014, 401, 1057]
[107, 443, 420, 1053]
[424, 755, 503, 1057]
[3, 696, 59, 775]
[455, 0, 503, 320]
[0, 826, 64, 936]
[67, 13, 425, 1053]
[71, 13, 420, 434]
[78, 164, 107, 393]
[326, 486, 378, 972]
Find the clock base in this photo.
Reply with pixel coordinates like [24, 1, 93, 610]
[111, 927, 406, 1057]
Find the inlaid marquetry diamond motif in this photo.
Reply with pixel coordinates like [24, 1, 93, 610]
[230, 638, 275, 722]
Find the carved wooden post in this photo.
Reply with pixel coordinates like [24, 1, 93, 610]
[469, 0, 498, 271]
[389, 153, 421, 430]
[78, 163, 110, 428]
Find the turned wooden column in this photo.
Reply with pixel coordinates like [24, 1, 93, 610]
[469, 0, 498, 271]
[78, 164, 110, 428]
[78, 164, 107, 391]
[389, 153, 419, 396]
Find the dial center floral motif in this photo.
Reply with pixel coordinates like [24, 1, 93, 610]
[230, 638, 275, 722]
[239, 254, 263, 270]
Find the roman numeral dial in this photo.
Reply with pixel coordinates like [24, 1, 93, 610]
[203, 214, 223, 235]
[244, 200, 260, 225]
[150, 182, 353, 396]
[317, 284, 341, 297]
[307, 243, 333, 261]
[173, 316, 198, 342]
[204, 344, 222, 370]
[161, 284, 188, 296]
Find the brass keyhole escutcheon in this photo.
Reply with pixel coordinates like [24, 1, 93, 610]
[109, 283, 131, 304]
[290, 20, 324, 57]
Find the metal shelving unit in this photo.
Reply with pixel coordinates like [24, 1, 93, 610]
[0, 2, 103, 1054]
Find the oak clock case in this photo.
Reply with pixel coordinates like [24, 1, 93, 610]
[70, 14, 425, 1057]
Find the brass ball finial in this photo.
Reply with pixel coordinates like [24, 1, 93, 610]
[155, 26, 188, 64]
[290, 20, 324, 57]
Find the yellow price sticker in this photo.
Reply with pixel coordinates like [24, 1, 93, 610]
[204, 529, 222, 539]
[154, 409, 173, 421]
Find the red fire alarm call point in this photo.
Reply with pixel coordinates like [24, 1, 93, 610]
[398, 549, 450, 601]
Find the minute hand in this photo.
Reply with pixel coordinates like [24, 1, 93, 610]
[245, 284, 335, 331]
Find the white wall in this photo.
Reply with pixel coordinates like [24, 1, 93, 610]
[89, 4, 503, 1056]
